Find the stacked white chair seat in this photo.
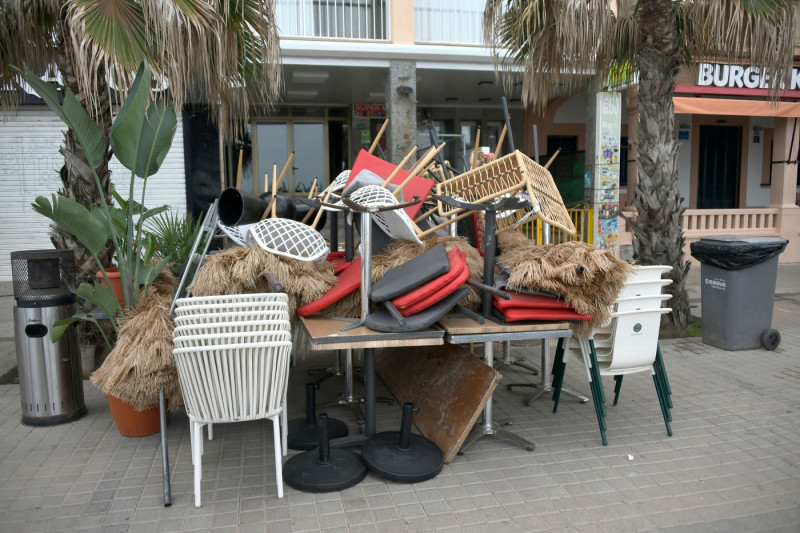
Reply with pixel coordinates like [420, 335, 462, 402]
[553, 265, 674, 445]
[173, 293, 292, 507]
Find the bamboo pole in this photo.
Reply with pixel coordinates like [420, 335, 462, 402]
[495, 124, 507, 159]
[235, 149, 243, 189]
[544, 148, 560, 169]
[380, 145, 417, 188]
[393, 143, 446, 199]
[471, 127, 481, 168]
[369, 119, 389, 154]
[271, 164, 278, 218]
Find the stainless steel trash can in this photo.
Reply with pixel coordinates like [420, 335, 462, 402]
[690, 236, 788, 351]
[11, 250, 86, 425]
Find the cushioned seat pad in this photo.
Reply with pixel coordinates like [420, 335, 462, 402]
[366, 287, 470, 333]
[395, 252, 469, 317]
[391, 248, 465, 310]
[493, 291, 573, 311]
[371, 244, 449, 302]
[297, 257, 361, 317]
[494, 306, 592, 323]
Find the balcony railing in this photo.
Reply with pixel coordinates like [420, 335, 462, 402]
[276, 0, 387, 40]
[681, 208, 779, 237]
[414, 0, 486, 45]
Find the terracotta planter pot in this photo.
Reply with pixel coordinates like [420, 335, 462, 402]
[106, 395, 161, 437]
[97, 267, 125, 306]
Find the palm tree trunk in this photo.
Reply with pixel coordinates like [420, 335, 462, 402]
[52, 10, 114, 286]
[632, 0, 691, 336]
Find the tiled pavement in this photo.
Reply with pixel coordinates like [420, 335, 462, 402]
[0, 266, 798, 532]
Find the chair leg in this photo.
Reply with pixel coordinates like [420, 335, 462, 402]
[281, 406, 288, 456]
[192, 421, 203, 507]
[653, 374, 673, 436]
[272, 417, 284, 499]
[655, 344, 673, 408]
[551, 338, 566, 413]
[613, 375, 623, 406]
[579, 339, 607, 445]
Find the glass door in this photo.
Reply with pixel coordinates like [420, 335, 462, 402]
[254, 121, 326, 195]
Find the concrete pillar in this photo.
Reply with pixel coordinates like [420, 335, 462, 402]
[769, 117, 799, 208]
[769, 117, 800, 262]
[585, 92, 622, 253]
[386, 60, 417, 164]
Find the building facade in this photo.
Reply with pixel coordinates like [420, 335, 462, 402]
[1, 0, 798, 284]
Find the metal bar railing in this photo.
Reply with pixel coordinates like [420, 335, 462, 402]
[276, 0, 387, 40]
[517, 207, 594, 246]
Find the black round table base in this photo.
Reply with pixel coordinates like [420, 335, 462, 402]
[361, 432, 444, 483]
[283, 449, 367, 492]
[287, 417, 349, 451]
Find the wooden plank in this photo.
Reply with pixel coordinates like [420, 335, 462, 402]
[300, 316, 444, 351]
[376, 344, 501, 463]
[437, 315, 569, 335]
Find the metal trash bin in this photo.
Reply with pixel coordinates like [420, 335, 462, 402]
[690, 236, 788, 351]
[10, 250, 86, 425]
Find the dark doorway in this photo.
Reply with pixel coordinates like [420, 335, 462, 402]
[698, 125, 741, 209]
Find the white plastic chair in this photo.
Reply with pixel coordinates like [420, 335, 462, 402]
[249, 217, 329, 262]
[217, 222, 255, 246]
[173, 333, 292, 507]
[554, 307, 672, 445]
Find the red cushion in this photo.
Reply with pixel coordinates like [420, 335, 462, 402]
[392, 249, 469, 316]
[325, 252, 351, 275]
[297, 257, 361, 317]
[499, 307, 593, 323]
[493, 291, 573, 311]
[347, 149, 434, 219]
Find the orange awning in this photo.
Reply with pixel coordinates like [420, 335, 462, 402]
[674, 96, 800, 117]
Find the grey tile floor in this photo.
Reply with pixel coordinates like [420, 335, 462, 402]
[0, 263, 798, 532]
[1, 317, 800, 532]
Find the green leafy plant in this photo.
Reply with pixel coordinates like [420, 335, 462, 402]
[147, 210, 202, 276]
[20, 60, 176, 346]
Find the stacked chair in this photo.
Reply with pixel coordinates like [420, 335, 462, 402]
[367, 243, 473, 333]
[172, 293, 293, 507]
[551, 266, 674, 445]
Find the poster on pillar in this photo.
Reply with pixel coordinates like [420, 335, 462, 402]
[591, 92, 621, 253]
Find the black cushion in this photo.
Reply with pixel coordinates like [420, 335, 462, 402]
[370, 244, 450, 303]
[365, 287, 470, 333]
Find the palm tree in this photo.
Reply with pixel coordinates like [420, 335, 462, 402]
[1, 0, 282, 282]
[484, 0, 796, 336]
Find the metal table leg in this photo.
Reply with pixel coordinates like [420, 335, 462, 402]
[460, 342, 535, 453]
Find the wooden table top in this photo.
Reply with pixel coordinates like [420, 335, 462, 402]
[437, 314, 572, 343]
[300, 316, 445, 350]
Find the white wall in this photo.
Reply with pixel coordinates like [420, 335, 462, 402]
[0, 107, 186, 284]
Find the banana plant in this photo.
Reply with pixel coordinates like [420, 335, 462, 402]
[21, 60, 175, 344]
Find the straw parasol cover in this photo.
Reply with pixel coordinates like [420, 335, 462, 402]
[497, 231, 633, 336]
[90, 268, 182, 411]
[187, 245, 337, 322]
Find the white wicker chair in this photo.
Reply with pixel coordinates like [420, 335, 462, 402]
[175, 293, 289, 307]
[173, 332, 292, 507]
[174, 310, 290, 327]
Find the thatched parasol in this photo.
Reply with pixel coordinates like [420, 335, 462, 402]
[90, 269, 182, 411]
[187, 245, 337, 322]
[497, 231, 633, 336]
